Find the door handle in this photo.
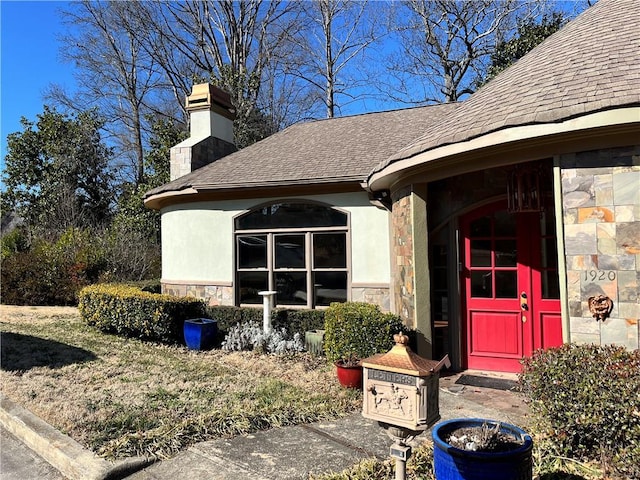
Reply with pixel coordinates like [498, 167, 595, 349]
[520, 292, 529, 311]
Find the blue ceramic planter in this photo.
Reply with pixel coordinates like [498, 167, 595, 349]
[183, 318, 218, 350]
[432, 418, 533, 480]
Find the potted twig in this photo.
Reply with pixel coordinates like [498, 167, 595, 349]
[432, 418, 533, 480]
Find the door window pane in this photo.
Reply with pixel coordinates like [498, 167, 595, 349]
[541, 238, 558, 268]
[471, 240, 492, 267]
[495, 271, 518, 298]
[470, 216, 491, 237]
[494, 211, 516, 236]
[275, 272, 307, 305]
[314, 272, 347, 306]
[314, 233, 346, 268]
[542, 271, 560, 299]
[238, 271, 268, 304]
[471, 271, 492, 297]
[275, 235, 305, 268]
[238, 235, 267, 268]
[495, 239, 517, 267]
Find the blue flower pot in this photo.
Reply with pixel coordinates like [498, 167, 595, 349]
[432, 418, 533, 480]
[183, 318, 218, 350]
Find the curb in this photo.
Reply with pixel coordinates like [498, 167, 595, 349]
[0, 394, 154, 480]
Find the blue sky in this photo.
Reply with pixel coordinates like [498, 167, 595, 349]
[1, 1, 75, 168]
[0, 1, 589, 175]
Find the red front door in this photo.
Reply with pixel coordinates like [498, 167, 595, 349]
[461, 202, 562, 372]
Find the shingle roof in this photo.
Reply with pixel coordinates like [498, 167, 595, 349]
[370, 0, 640, 178]
[146, 102, 457, 197]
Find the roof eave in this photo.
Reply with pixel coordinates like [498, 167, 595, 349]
[144, 177, 368, 211]
[367, 106, 640, 191]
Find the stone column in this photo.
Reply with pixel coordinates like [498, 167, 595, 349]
[391, 184, 433, 358]
[560, 145, 640, 350]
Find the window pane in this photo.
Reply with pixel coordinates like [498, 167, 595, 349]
[314, 272, 347, 306]
[275, 272, 307, 305]
[495, 271, 518, 298]
[471, 271, 492, 297]
[541, 238, 558, 268]
[238, 271, 268, 304]
[495, 239, 517, 267]
[314, 233, 346, 268]
[494, 211, 516, 236]
[470, 216, 491, 237]
[275, 235, 305, 268]
[236, 203, 348, 229]
[471, 240, 492, 267]
[542, 270, 560, 299]
[237, 235, 267, 268]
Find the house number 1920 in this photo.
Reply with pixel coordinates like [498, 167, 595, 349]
[583, 270, 616, 281]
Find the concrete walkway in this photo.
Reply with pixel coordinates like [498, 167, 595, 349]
[1, 373, 528, 480]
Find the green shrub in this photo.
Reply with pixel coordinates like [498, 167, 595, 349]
[323, 302, 404, 364]
[519, 343, 640, 478]
[272, 308, 325, 337]
[204, 305, 324, 339]
[78, 284, 206, 343]
[1, 227, 29, 260]
[1, 229, 106, 306]
[204, 305, 263, 335]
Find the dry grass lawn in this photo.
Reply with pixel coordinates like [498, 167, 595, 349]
[0, 305, 360, 459]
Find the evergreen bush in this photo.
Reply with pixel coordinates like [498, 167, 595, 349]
[204, 305, 324, 338]
[519, 343, 640, 478]
[1, 228, 106, 305]
[323, 302, 404, 364]
[78, 283, 205, 343]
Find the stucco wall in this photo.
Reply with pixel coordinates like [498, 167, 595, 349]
[560, 145, 640, 349]
[160, 192, 391, 306]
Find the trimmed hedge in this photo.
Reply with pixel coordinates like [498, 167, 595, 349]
[323, 302, 404, 364]
[204, 305, 325, 339]
[272, 308, 325, 337]
[78, 284, 206, 343]
[519, 343, 640, 478]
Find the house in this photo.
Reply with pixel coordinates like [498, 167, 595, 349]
[145, 0, 639, 372]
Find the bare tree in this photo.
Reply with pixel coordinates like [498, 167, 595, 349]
[49, 1, 171, 185]
[133, 0, 297, 147]
[284, 0, 386, 118]
[385, 0, 541, 104]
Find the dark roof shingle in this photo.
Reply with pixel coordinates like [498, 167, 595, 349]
[146, 103, 457, 197]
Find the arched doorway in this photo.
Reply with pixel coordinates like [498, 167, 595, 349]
[461, 201, 562, 372]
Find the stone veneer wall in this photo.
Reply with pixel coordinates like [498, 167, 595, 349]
[351, 286, 391, 311]
[163, 283, 390, 310]
[391, 186, 416, 328]
[560, 145, 640, 349]
[162, 283, 234, 306]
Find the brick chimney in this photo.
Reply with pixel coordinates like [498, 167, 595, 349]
[170, 83, 237, 181]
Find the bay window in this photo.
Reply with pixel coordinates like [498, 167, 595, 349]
[235, 202, 349, 307]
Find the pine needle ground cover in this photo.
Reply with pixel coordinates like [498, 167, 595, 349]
[0, 305, 360, 459]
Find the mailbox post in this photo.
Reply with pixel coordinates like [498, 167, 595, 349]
[362, 333, 450, 480]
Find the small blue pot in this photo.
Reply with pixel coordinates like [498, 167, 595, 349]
[183, 318, 218, 351]
[432, 418, 533, 480]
